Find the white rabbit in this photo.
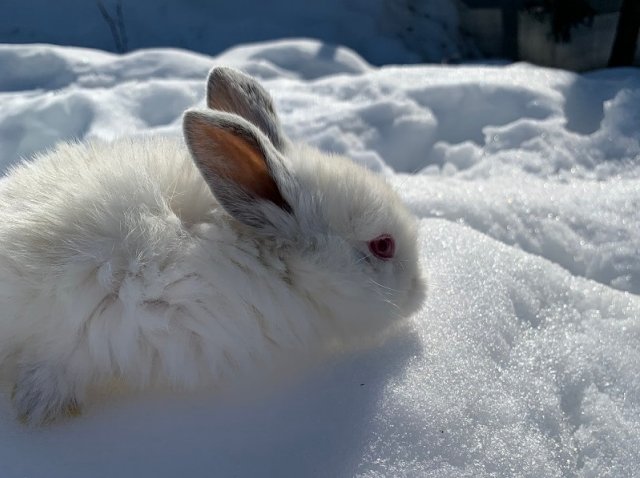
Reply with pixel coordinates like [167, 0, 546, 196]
[0, 67, 425, 424]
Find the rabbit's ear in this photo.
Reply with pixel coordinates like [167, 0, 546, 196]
[206, 67, 287, 152]
[183, 109, 293, 231]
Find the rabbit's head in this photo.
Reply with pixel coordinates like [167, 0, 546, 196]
[184, 67, 425, 337]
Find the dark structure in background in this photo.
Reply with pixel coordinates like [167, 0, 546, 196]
[458, 0, 640, 70]
[1, 0, 637, 71]
[608, 0, 640, 66]
[457, 0, 522, 59]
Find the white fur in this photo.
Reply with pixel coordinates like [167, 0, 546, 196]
[0, 68, 425, 424]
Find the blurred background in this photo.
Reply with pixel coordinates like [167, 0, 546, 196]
[2, 0, 639, 71]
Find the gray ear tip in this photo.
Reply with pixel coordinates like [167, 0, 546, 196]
[211, 66, 236, 74]
[183, 109, 259, 139]
[182, 108, 200, 126]
[182, 109, 215, 136]
[208, 66, 231, 79]
[207, 66, 244, 87]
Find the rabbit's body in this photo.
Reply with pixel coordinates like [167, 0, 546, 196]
[0, 68, 425, 424]
[0, 138, 315, 415]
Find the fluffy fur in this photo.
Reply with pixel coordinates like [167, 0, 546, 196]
[0, 67, 425, 424]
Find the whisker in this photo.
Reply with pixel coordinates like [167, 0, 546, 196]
[368, 278, 401, 293]
[354, 254, 370, 265]
[394, 165, 425, 191]
[366, 280, 402, 313]
[428, 272, 469, 278]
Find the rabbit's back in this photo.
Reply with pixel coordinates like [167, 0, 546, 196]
[0, 137, 222, 277]
[0, 136, 216, 247]
[0, 137, 301, 389]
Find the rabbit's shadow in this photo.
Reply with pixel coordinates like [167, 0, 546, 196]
[0, 332, 421, 478]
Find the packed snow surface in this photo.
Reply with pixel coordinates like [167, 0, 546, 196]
[0, 41, 639, 477]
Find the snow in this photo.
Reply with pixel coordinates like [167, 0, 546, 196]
[0, 0, 471, 65]
[0, 40, 639, 477]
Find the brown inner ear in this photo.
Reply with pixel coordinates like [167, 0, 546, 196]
[195, 122, 290, 210]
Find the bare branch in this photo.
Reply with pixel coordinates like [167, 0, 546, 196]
[97, 0, 128, 53]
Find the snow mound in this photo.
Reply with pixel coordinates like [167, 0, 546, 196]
[0, 0, 471, 65]
[0, 42, 639, 477]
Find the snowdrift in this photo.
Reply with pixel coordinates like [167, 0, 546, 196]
[0, 40, 639, 477]
[0, 0, 467, 65]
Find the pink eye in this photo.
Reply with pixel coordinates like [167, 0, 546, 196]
[368, 234, 395, 260]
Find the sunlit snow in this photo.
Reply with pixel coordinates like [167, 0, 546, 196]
[0, 40, 638, 477]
